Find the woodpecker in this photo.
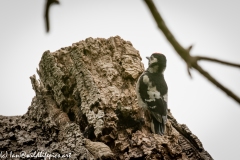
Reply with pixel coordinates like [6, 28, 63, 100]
[136, 53, 168, 135]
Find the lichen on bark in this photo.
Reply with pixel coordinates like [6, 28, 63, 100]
[0, 36, 213, 160]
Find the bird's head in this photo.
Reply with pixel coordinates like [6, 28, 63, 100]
[146, 53, 166, 73]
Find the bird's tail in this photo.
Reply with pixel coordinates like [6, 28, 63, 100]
[150, 115, 167, 135]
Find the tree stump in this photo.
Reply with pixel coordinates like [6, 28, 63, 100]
[0, 36, 213, 160]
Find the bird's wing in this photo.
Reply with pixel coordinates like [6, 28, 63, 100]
[149, 92, 168, 124]
[142, 74, 168, 122]
[136, 73, 168, 123]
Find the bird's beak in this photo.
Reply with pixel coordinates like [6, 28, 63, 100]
[146, 57, 150, 60]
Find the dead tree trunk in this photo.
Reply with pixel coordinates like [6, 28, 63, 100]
[0, 36, 213, 160]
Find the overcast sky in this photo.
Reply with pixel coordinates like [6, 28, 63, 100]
[1, 0, 240, 159]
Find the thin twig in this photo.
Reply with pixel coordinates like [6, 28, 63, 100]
[44, 0, 60, 32]
[144, 0, 191, 63]
[144, 0, 240, 105]
[193, 63, 240, 103]
[195, 56, 240, 68]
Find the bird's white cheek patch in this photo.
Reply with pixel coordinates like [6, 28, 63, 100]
[149, 57, 158, 65]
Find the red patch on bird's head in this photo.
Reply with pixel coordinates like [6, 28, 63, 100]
[152, 52, 163, 55]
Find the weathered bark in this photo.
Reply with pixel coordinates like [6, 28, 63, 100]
[0, 36, 213, 160]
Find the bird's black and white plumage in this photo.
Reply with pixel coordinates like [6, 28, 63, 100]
[136, 53, 168, 135]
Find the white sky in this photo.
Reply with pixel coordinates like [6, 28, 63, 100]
[0, 0, 240, 159]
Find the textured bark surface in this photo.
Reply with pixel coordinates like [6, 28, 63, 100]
[0, 36, 213, 160]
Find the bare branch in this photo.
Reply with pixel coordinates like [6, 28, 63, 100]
[193, 63, 240, 104]
[144, 0, 240, 105]
[44, 0, 60, 33]
[195, 56, 240, 68]
[144, 0, 191, 63]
